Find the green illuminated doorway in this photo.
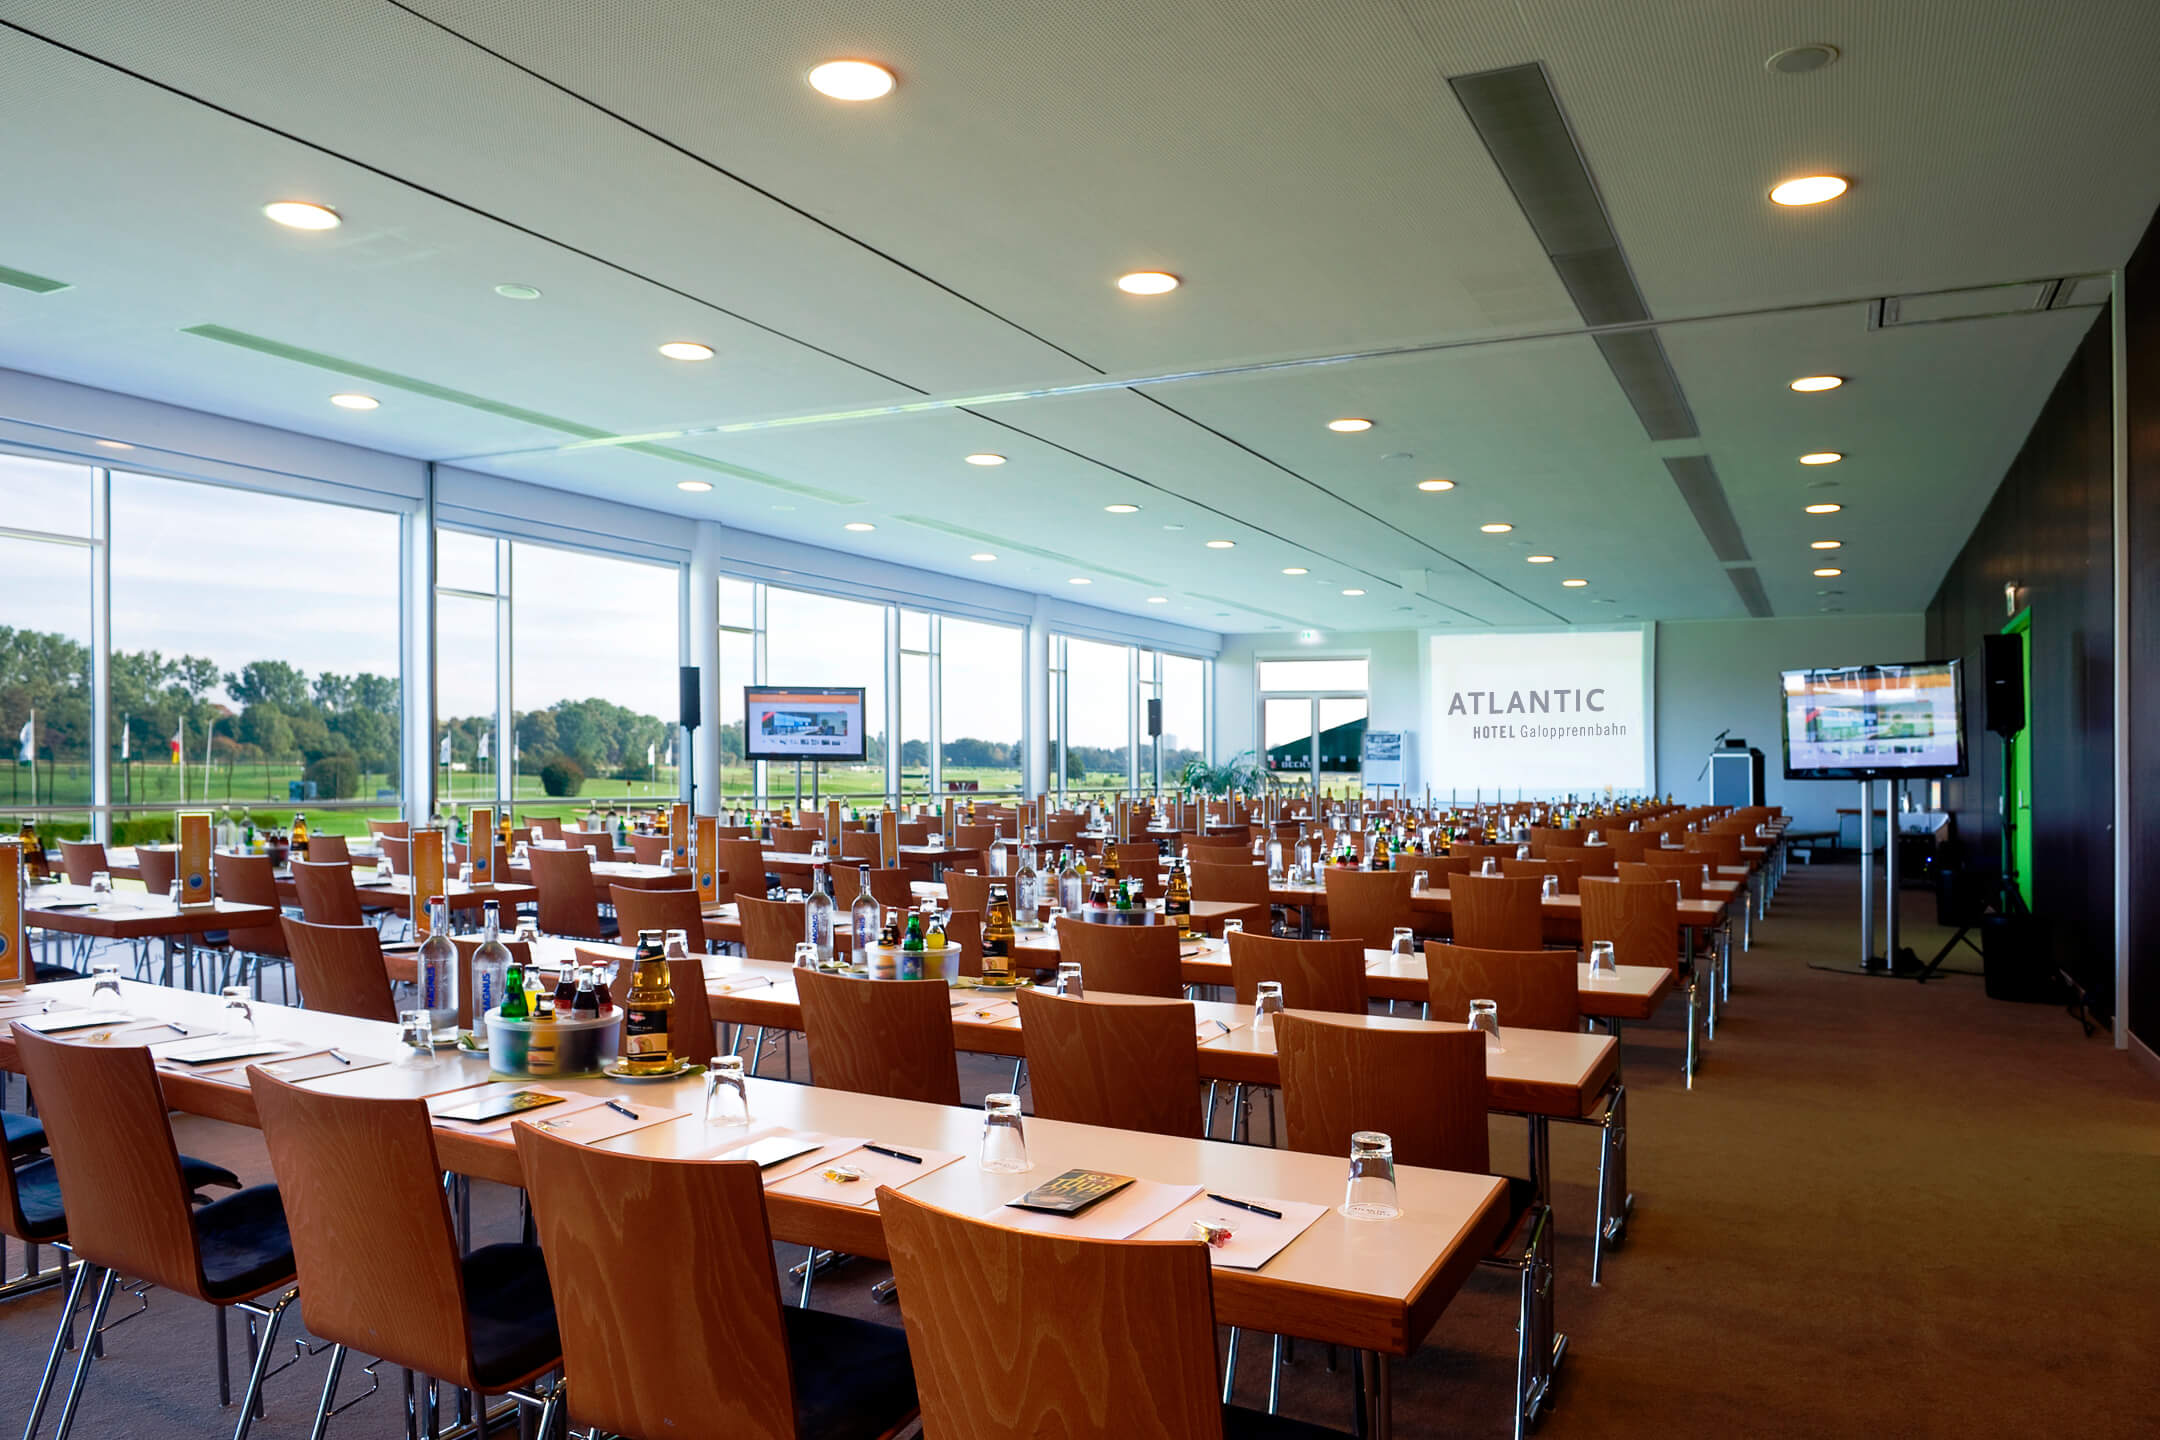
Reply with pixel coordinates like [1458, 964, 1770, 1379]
[2002, 610, 2032, 911]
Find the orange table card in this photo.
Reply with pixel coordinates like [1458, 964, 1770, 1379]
[0, 841, 23, 990]
[177, 811, 214, 909]
[670, 802, 690, 871]
[696, 815, 718, 903]
[469, 807, 494, 886]
[412, 827, 447, 938]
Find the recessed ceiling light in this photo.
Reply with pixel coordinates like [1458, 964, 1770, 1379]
[658, 341, 714, 361]
[1205, 540, 1236, 549]
[329, 393, 378, 410]
[1799, 452, 1843, 465]
[1481, 522, 1514, 533]
[676, 480, 713, 492]
[1789, 375, 1843, 392]
[1770, 175, 1849, 206]
[1068, 577, 1092, 585]
[964, 452, 1006, 466]
[1805, 502, 1843, 514]
[1327, 418, 1373, 433]
[969, 552, 997, 562]
[1115, 271, 1180, 295]
[1813, 567, 1843, 577]
[1282, 567, 1309, 575]
[1418, 479, 1455, 491]
[263, 200, 340, 231]
[493, 283, 542, 301]
[1104, 503, 1140, 514]
[1145, 596, 1169, 604]
[1526, 555, 1556, 564]
[1811, 540, 1842, 550]
[1562, 578, 1588, 588]
[1766, 43, 1840, 75]
[844, 521, 876, 533]
[807, 60, 895, 101]
[1341, 588, 1365, 597]
[94, 440, 134, 450]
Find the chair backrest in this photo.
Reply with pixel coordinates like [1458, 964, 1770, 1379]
[1623, 856, 1704, 899]
[879, 1187, 1226, 1440]
[1450, 873, 1546, 952]
[282, 918, 400, 1023]
[567, 828, 616, 863]
[944, 908, 984, 979]
[530, 845, 605, 938]
[1189, 860, 1267, 906]
[794, 968, 961, 1105]
[668, 957, 719, 1063]
[1545, 843, 1617, 879]
[60, 839, 108, 886]
[531, 816, 564, 840]
[1685, 831, 1744, 868]
[512, 1128, 808, 1439]
[1606, 831, 1654, 864]
[1043, 813, 1085, 844]
[1055, 920, 1184, 999]
[895, 821, 933, 847]
[214, 851, 289, 955]
[1012, 990, 1202, 1137]
[1274, 1011, 1488, 1174]
[734, 894, 807, 963]
[137, 844, 178, 899]
[247, 1069, 486, 1387]
[1453, 843, 1514, 865]
[1320, 868, 1416, 949]
[12, 1027, 218, 1299]
[1224, 932, 1367, 1013]
[770, 827, 820, 855]
[839, 831, 881, 865]
[292, 857, 366, 927]
[944, 870, 991, 915]
[626, 832, 666, 866]
[952, 824, 996, 854]
[610, 885, 706, 949]
[1501, 855, 1581, 896]
[368, 819, 411, 841]
[380, 833, 412, 874]
[716, 838, 773, 898]
[304, 832, 351, 865]
[1108, 842, 1163, 897]
[1424, 943, 1581, 1033]
[1579, 877, 1680, 973]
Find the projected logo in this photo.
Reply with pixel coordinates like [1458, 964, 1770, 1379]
[1426, 631, 1649, 792]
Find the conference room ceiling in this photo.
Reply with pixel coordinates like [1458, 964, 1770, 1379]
[2, 0, 2156, 633]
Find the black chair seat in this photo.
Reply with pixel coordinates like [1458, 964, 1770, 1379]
[32, 965, 84, 984]
[3, 1111, 47, 1160]
[784, 1307, 918, 1440]
[463, 1243, 561, 1389]
[1225, 1404, 1349, 1439]
[14, 1153, 239, 1244]
[193, 1183, 296, 1302]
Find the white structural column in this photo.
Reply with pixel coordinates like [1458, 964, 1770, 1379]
[689, 524, 726, 816]
[1026, 600, 1052, 797]
[402, 468, 437, 826]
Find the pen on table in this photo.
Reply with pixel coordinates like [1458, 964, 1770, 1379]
[604, 1099, 639, 1119]
[324, 1049, 353, 1065]
[163, 1022, 189, 1034]
[1203, 1019, 1231, 1036]
[1206, 1192, 1282, 1219]
[863, 1143, 922, 1164]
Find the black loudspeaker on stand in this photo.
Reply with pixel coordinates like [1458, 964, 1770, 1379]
[678, 665, 701, 809]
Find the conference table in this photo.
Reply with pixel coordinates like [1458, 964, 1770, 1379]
[104, 848, 538, 918]
[20, 884, 278, 989]
[0, 978, 1505, 1436]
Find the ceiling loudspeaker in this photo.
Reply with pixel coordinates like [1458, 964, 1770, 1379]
[1765, 44, 1840, 74]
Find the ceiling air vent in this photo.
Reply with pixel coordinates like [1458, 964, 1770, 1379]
[1871, 281, 2064, 328]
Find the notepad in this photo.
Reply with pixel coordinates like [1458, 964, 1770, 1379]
[1006, 1167, 1135, 1217]
[434, 1088, 568, 1124]
[14, 1009, 134, 1034]
[155, 1036, 293, 1066]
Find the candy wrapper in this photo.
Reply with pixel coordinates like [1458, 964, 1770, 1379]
[820, 1165, 866, 1185]
[1191, 1219, 1236, 1248]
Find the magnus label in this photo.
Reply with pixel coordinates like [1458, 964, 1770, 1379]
[1447, 687, 1607, 716]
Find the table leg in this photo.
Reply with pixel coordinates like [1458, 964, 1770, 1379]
[1361, 1351, 1393, 1440]
[1525, 1114, 1551, 1210]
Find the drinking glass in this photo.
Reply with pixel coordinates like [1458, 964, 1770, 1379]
[928, 833, 945, 851]
[1542, 873, 1560, 898]
[810, 839, 828, 861]
[89, 871, 112, 897]
[396, 1008, 436, 1061]
[1467, 998, 1503, 1052]
[376, 856, 395, 882]
[1055, 961, 1083, 997]
[1341, 1131, 1400, 1221]
[1587, 830, 1602, 846]
[89, 963, 124, 1006]
[980, 1092, 1032, 1173]
[1221, 919, 1244, 939]
[220, 986, 256, 1035]
[1588, 940, 1618, 978]
[1480, 858, 1499, 877]
[704, 1055, 749, 1126]
[1390, 926, 1417, 960]
[793, 941, 821, 971]
[458, 862, 474, 885]
[1412, 869, 1429, 894]
[1515, 844, 1531, 860]
[1252, 980, 1284, 1035]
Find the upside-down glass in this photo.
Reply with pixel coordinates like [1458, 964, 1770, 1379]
[1252, 980, 1284, 1036]
[1515, 844, 1531, 861]
[704, 1055, 749, 1126]
[1480, 857, 1499, 876]
[1221, 919, 1244, 939]
[793, 941, 819, 970]
[1390, 926, 1417, 961]
[218, 986, 255, 1035]
[1055, 961, 1083, 997]
[396, 1008, 436, 1061]
[1588, 940, 1618, 978]
[89, 871, 112, 897]
[376, 856, 396, 883]
[1542, 873, 1560, 898]
[89, 963, 124, 1006]
[1412, 869, 1429, 894]
[1587, 831, 1602, 846]
[980, 1092, 1031, 1173]
[1341, 1131, 1400, 1221]
[1468, 998, 1503, 1053]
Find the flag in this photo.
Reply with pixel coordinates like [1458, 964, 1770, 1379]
[647, 741, 656, 767]
[439, 732, 452, 765]
[15, 716, 30, 764]
[663, 735, 673, 767]
[476, 730, 491, 762]
[119, 721, 129, 761]
[170, 722, 183, 765]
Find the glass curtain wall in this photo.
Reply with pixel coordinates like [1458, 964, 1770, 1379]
[1, 454, 95, 839]
[941, 616, 1023, 795]
[1256, 657, 1370, 797]
[1050, 634, 1212, 802]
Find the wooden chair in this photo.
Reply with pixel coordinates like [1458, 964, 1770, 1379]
[281, 918, 399, 1023]
[14, 1027, 295, 1440]
[1545, 843, 1617, 879]
[1043, 813, 1085, 845]
[302, 832, 350, 865]
[1106, 842, 1164, 898]
[1453, 842, 1516, 866]
[1424, 944, 1581, 1033]
[735, 894, 807, 963]
[771, 827, 820, 855]
[839, 831, 881, 866]
[1055, 920, 1184, 999]
[1685, 831, 1744, 869]
[1320, 868, 1416, 948]
[1623, 856, 1705, 899]
[1606, 831, 1654, 864]
[247, 1071, 559, 1434]
[628, 832, 668, 866]
[1188, 860, 1272, 936]
[292, 857, 367, 927]
[944, 908, 984, 979]
[59, 839, 108, 886]
[367, 819, 410, 841]
[952, 823, 996, 855]
[668, 957, 720, 1063]
[1502, 856, 1581, 896]
[612, 884, 709, 951]
[531, 817, 564, 841]
[1273, 1012, 1555, 1437]
[895, 821, 933, 848]
[716, 837, 775, 899]
[1579, 878, 1679, 973]
[380, 833, 412, 874]
[1451, 873, 1546, 952]
[214, 852, 292, 998]
[944, 870, 992, 915]
[137, 844, 178, 898]
[515, 1127, 919, 1440]
[530, 845, 614, 939]
[794, 969, 961, 1106]
[1224, 932, 1367, 1013]
[879, 1187, 1335, 1440]
[1012, 990, 1203, 1137]
[563, 828, 616, 862]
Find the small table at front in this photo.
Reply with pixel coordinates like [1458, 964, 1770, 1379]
[0, 978, 1507, 1440]
[22, 888, 280, 990]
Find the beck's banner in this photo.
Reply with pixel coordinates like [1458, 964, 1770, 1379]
[412, 827, 447, 938]
[670, 803, 690, 871]
[695, 815, 718, 904]
[1424, 627, 1652, 795]
[469, 807, 494, 886]
[0, 840, 23, 991]
[177, 811, 214, 908]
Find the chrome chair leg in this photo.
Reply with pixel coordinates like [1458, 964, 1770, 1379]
[50, 1266, 116, 1440]
[231, 1289, 296, 1440]
[1588, 1083, 1629, 1286]
[22, 1254, 90, 1440]
[1220, 1326, 1241, 1403]
[1267, 1333, 1285, 1414]
[307, 1344, 347, 1440]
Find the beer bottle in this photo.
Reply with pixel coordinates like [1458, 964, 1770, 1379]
[291, 811, 310, 857]
[570, 966, 601, 1019]
[1101, 843, 1120, 883]
[553, 962, 578, 1013]
[980, 885, 1016, 983]
[1165, 859, 1194, 940]
[620, 929, 676, 1074]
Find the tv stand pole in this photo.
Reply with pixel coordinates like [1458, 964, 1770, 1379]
[1881, 778, 1901, 970]
[1858, 779, 1874, 969]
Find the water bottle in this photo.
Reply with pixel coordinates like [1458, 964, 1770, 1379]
[806, 867, 837, 967]
[471, 900, 510, 1018]
[416, 896, 458, 1033]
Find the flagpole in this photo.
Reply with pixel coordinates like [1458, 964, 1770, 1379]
[26, 709, 34, 810]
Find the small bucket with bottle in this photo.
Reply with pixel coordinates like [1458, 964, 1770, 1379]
[483, 1011, 620, 1078]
